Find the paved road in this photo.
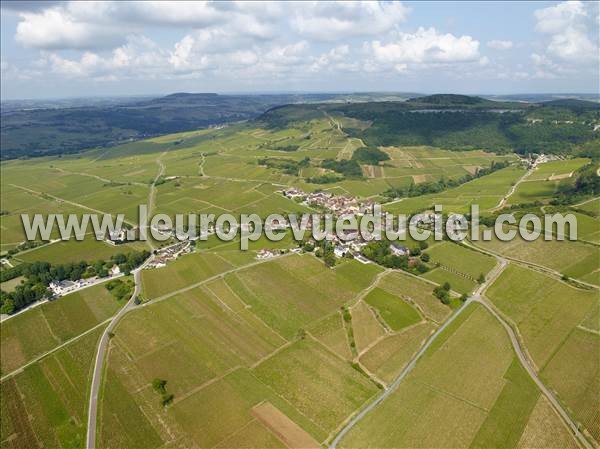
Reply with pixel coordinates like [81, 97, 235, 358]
[329, 260, 507, 448]
[331, 251, 594, 449]
[490, 164, 534, 212]
[329, 296, 477, 448]
[84, 252, 292, 449]
[475, 298, 594, 449]
[85, 261, 147, 449]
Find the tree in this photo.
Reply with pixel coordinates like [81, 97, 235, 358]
[477, 273, 486, 284]
[324, 252, 336, 268]
[419, 241, 429, 250]
[420, 253, 430, 263]
[0, 298, 15, 315]
[152, 378, 167, 395]
[442, 282, 451, 291]
[460, 293, 469, 302]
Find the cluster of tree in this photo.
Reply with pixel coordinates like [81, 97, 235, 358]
[270, 144, 299, 152]
[384, 160, 511, 199]
[4, 240, 48, 257]
[551, 163, 599, 205]
[313, 240, 337, 267]
[361, 240, 428, 274]
[0, 282, 49, 315]
[151, 378, 174, 407]
[433, 282, 452, 304]
[351, 146, 390, 164]
[258, 156, 309, 176]
[306, 174, 343, 184]
[328, 97, 599, 156]
[105, 278, 134, 302]
[0, 250, 149, 315]
[321, 159, 362, 178]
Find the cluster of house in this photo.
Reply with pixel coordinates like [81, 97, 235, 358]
[49, 265, 121, 297]
[282, 188, 376, 216]
[145, 241, 192, 269]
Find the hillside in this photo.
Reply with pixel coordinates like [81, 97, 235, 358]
[258, 96, 600, 156]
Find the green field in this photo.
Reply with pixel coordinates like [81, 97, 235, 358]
[16, 238, 147, 265]
[225, 255, 381, 339]
[486, 264, 596, 366]
[424, 241, 497, 281]
[486, 264, 598, 444]
[574, 197, 600, 216]
[140, 250, 235, 298]
[540, 328, 600, 443]
[378, 271, 452, 323]
[363, 287, 422, 331]
[475, 227, 600, 285]
[528, 158, 590, 181]
[253, 339, 378, 435]
[359, 322, 435, 384]
[339, 304, 568, 449]
[0, 326, 104, 449]
[97, 253, 387, 447]
[1, 282, 124, 375]
[308, 312, 353, 360]
[351, 300, 386, 353]
[385, 166, 525, 215]
[423, 267, 477, 295]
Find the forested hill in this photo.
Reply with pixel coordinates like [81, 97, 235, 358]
[0, 92, 351, 160]
[259, 95, 600, 156]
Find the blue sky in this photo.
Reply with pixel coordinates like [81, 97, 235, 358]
[1, 1, 598, 99]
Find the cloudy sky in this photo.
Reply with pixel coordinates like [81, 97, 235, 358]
[1, 1, 598, 99]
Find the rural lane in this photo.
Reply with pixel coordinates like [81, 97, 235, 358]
[85, 260, 149, 449]
[85, 252, 293, 449]
[328, 260, 508, 449]
[475, 297, 594, 449]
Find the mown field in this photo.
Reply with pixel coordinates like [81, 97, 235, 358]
[339, 304, 578, 449]
[486, 264, 599, 444]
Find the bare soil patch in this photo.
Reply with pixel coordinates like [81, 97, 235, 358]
[251, 401, 320, 449]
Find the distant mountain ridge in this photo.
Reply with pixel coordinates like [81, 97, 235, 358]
[2, 92, 598, 160]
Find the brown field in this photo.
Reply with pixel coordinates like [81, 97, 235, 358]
[517, 396, 579, 449]
[351, 301, 386, 353]
[463, 165, 481, 175]
[412, 174, 428, 184]
[251, 401, 320, 449]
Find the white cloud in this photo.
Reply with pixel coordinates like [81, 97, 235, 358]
[534, 0, 598, 62]
[16, 7, 121, 49]
[487, 40, 513, 50]
[368, 27, 480, 66]
[13, 1, 278, 50]
[534, 0, 587, 33]
[291, 1, 409, 41]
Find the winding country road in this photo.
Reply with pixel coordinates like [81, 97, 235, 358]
[329, 260, 507, 448]
[330, 254, 593, 449]
[85, 261, 147, 449]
